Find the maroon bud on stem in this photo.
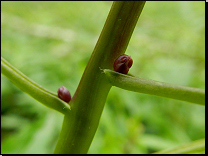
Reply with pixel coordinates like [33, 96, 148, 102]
[113, 55, 133, 74]
[57, 86, 71, 103]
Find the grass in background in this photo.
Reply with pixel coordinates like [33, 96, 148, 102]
[1, 1, 204, 154]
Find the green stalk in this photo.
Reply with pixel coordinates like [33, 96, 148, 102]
[104, 69, 205, 105]
[54, 1, 146, 154]
[153, 138, 205, 154]
[1, 57, 71, 114]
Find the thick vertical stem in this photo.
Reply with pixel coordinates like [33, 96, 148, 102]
[54, 1, 146, 154]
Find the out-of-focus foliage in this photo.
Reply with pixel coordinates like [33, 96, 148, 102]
[1, 1, 204, 154]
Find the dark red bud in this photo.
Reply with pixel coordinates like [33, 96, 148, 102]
[57, 86, 71, 103]
[113, 55, 133, 74]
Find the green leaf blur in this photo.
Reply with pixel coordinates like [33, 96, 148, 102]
[1, 1, 205, 154]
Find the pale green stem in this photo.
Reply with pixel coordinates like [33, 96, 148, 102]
[153, 138, 205, 154]
[1, 57, 70, 114]
[104, 69, 205, 105]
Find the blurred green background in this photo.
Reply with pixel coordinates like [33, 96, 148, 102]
[1, 1, 205, 154]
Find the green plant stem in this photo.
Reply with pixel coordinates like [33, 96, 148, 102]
[153, 138, 205, 154]
[1, 57, 71, 114]
[54, 1, 146, 154]
[104, 69, 205, 105]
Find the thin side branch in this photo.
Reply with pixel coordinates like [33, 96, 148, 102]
[1, 57, 71, 114]
[104, 69, 205, 105]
